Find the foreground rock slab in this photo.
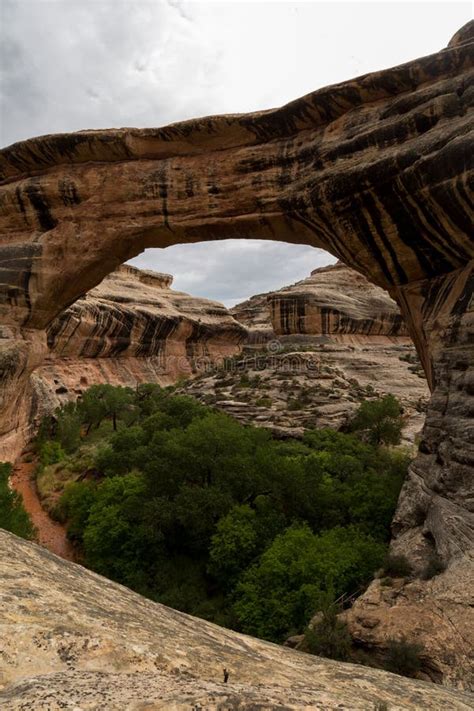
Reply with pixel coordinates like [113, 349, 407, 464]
[1, 530, 473, 710]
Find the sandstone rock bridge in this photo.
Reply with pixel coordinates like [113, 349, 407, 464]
[0, 23, 473, 579]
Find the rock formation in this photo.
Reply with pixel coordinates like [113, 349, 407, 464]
[183, 262, 428, 442]
[1, 529, 473, 709]
[30, 264, 244, 428]
[269, 262, 409, 338]
[0, 19, 473, 693]
[344, 556, 474, 690]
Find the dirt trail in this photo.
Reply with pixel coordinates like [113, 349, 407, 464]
[11, 460, 75, 561]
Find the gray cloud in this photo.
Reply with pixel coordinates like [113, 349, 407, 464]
[129, 241, 336, 306]
[1, 1, 470, 305]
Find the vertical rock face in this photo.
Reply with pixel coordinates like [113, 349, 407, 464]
[46, 264, 244, 367]
[346, 263, 474, 689]
[0, 20, 472, 689]
[269, 262, 408, 337]
[391, 265, 474, 565]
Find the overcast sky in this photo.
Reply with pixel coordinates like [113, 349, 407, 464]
[1, 1, 470, 305]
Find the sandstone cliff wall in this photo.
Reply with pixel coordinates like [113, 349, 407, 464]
[24, 265, 246, 455]
[189, 263, 429, 443]
[270, 262, 409, 338]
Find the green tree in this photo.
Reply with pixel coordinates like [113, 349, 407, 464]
[58, 480, 97, 541]
[233, 524, 385, 642]
[102, 385, 135, 430]
[78, 384, 135, 432]
[208, 505, 260, 589]
[56, 401, 82, 453]
[82, 473, 152, 585]
[348, 395, 403, 446]
[159, 394, 208, 429]
[0, 463, 35, 539]
[95, 426, 148, 476]
[133, 383, 165, 417]
[49, 385, 408, 639]
[79, 385, 108, 434]
[38, 440, 65, 467]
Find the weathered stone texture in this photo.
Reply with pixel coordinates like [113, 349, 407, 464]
[270, 262, 409, 338]
[185, 263, 429, 443]
[344, 557, 474, 691]
[1, 265, 245, 459]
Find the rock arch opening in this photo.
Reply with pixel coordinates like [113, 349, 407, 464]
[0, 23, 472, 577]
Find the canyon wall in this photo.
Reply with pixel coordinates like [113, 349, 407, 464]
[183, 263, 429, 442]
[28, 265, 246, 450]
[0, 20, 472, 695]
[269, 262, 408, 338]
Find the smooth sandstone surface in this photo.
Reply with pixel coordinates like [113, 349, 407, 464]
[1, 529, 473, 710]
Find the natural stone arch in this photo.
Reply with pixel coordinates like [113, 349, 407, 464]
[0, 22, 473, 576]
[0, 25, 472, 333]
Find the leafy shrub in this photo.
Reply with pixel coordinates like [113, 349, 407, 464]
[239, 374, 251, 388]
[382, 553, 412, 578]
[255, 397, 272, 408]
[57, 481, 97, 541]
[421, 552, 446, 580]
[39, 440, 65, 467]
[56, 402, 82, 453]
[348, 395, 403, 446]
[304, 603, 352, 661]
[287, 398, 304, 411]
[385, 637, 423, 677]
[0, 462, 35, 539]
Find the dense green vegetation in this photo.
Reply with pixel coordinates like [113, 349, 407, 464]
[36, 383, 409, 645]
[347, 394, 403, 446]
[0, 462, 35, 539]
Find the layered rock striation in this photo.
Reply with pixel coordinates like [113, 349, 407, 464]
[269, 262, 408, 338]
[1, 529, 473, 709]
[184, 263, 429, 442]
[31, 264, 245, 421]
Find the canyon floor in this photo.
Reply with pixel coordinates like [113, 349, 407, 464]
[10, 460, 74, 561]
